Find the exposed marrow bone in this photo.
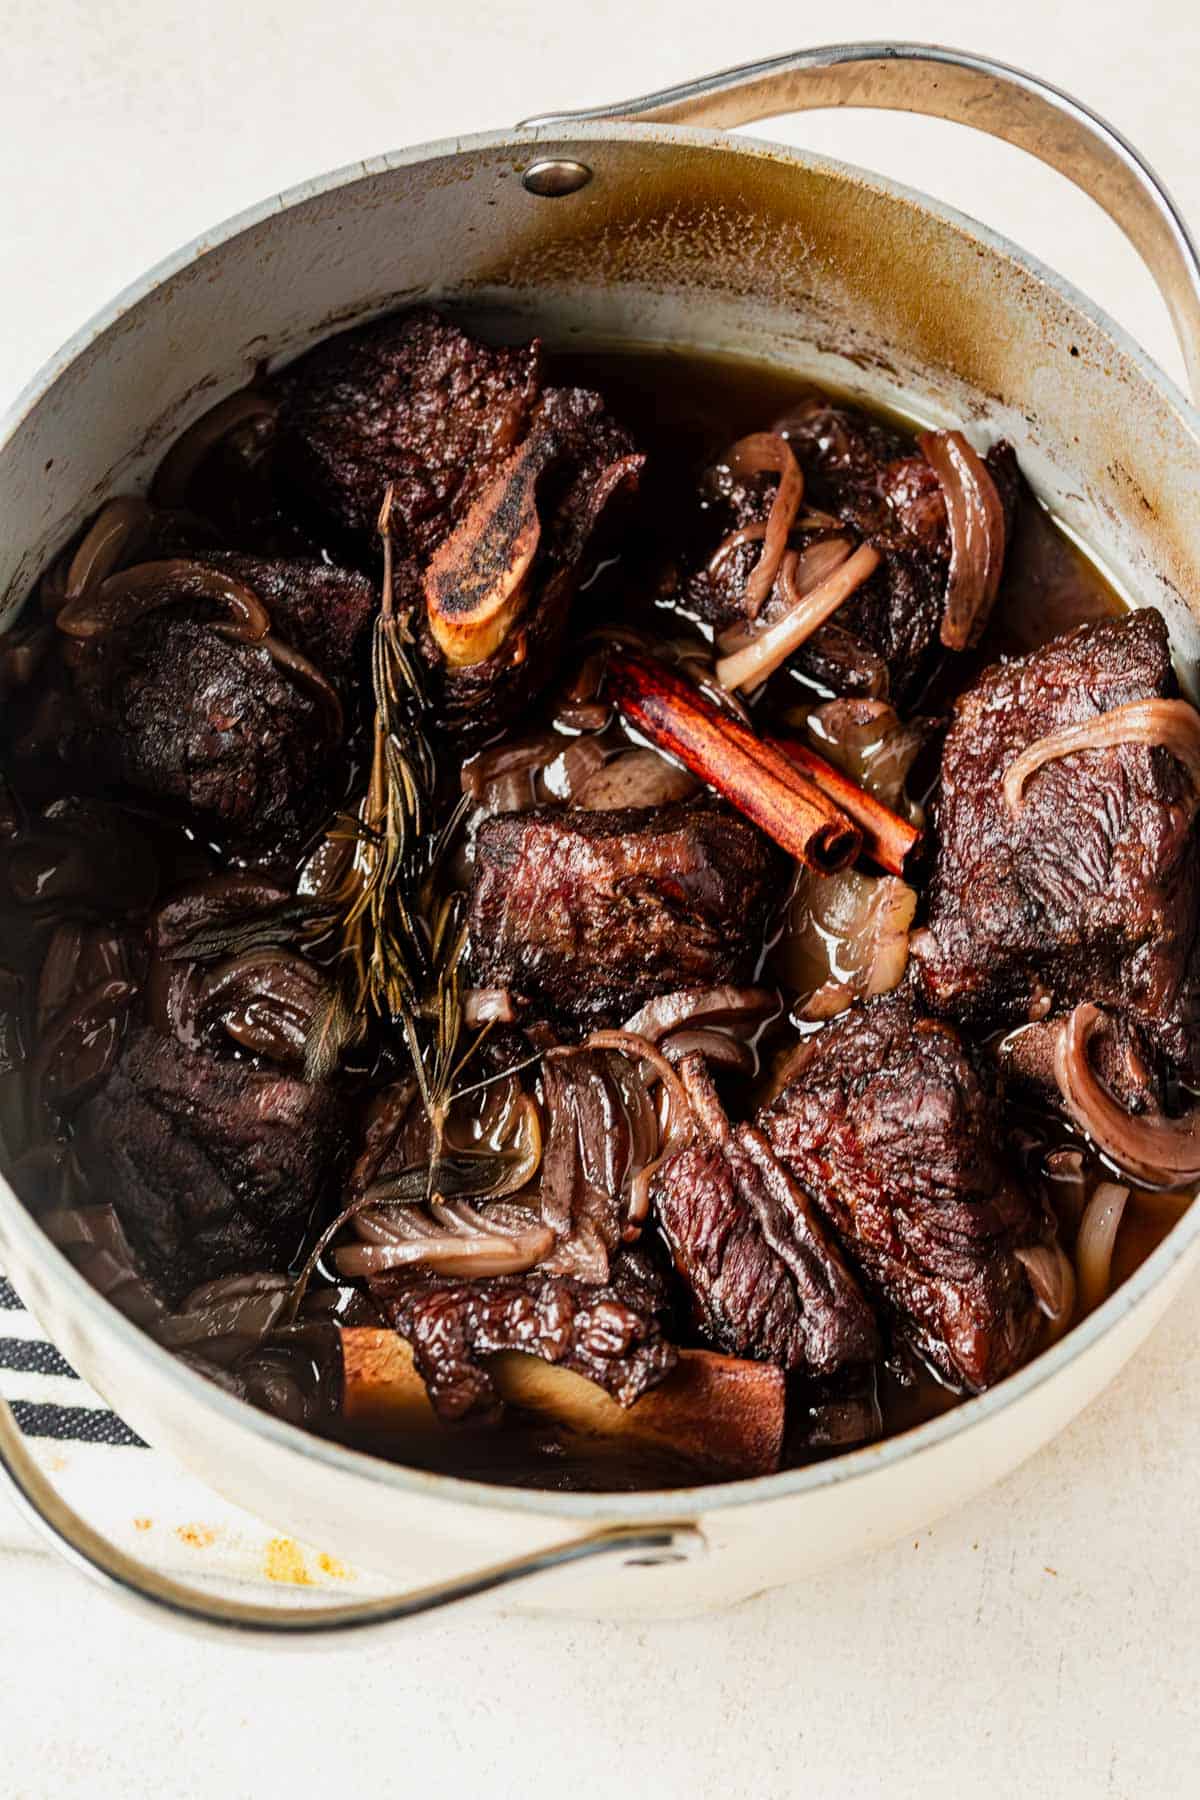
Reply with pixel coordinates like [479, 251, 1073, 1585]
[423, 432, 550, 667]
[339, 1330, 785, 1478]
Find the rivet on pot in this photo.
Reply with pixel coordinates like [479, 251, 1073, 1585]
[521, 159, 593, 198]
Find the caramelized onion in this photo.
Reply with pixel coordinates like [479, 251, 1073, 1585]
[1054, 1004, 1200, 1188]
[152, 873, 293, 958]
[1002, 697, 1200, 815]
[918, 429, 1006, 651]
[1015, 1242, 1076, 1333]
[715, 542, 879, 692]
[196, 949, 330, 1066]
[261, 633, 344, 742]
[462, 734, 562, 813]
[576, 748, 698, 811]
[659, 1029, 755, 1075]
[716, 537, 853, 656]
[707, 520, 767, 575]
[335, 1202, 553, 1280]
[152, 389, 279, 510]
[805, 698, 925, 813]
[29, 978, 135, 1112]
[775, 871, 917, 1019]
[571, 1029, 697, 1227]
[64, 497, 153, 601]
[543, 736, 608, 802]
[158, 1272, 293, 1363]
[622, 986, 776, 1044]
[720, 433, 804, 618]
[57, 559, 270, 644]
[42, 1204, 169, 1331]
[1075, 1181, 1130, 1314]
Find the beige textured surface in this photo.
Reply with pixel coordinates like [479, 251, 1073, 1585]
[1, 1, 1198, 1794]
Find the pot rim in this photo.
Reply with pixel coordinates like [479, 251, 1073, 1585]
[2, 116, 1198, 1525]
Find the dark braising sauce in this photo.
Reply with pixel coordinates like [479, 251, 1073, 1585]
[0, 318, 1191, 1493]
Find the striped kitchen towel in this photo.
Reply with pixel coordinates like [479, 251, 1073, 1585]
[0, 1273, 146, 1447]
[0, 1269, 382, 1596]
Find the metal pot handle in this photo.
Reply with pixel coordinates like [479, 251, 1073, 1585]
[523, 41, 1200, 398]
[0, 1394, 701, 1639]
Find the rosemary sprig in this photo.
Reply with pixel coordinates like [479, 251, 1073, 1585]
[303, 485, 470, 1146]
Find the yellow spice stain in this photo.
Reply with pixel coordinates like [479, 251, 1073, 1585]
[317, 1553, 352, 1581]
[264, 1536, 313, 1586]
[133, 1517, 153, 1534]
[176, 1523, 217, 1550]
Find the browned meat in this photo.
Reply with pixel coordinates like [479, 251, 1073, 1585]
[651, 1056, 879, 1375]
[30, 556, 373, 855]
[276, 309, 543, 550]
[467, 802, 781, 1025]
[682, 400, 1017, 703]
[276, 312, 641, 740]
[913, 608, 1200, 1079]
[72, 1026, 349, 1303]
[374, 1248, 677, 1421]
[760, 991, 1045, 1391]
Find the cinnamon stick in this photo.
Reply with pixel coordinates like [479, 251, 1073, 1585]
[768, 734, 922, 876]
[606, 651, 861, 873]
[339, 1330, 785, 1479]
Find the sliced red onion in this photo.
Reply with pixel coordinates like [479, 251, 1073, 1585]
[335, 1201, 553, 1279]
[64, 497, 153, 601]
[1053, 1004, 1200, 1188]
[659, 1029, 755, 1075]
[1075, 1181, 1131, 1315]
[575, 748, 698, 811]
[1014, 1242, 1076, 1327]
[29, 978, 135, 1112]
[196, 948, 331, 1067]
[57, 559, 270, 644]
[918, 428, 1006, 651]
[152, 872, 293, 957]
[261, 633, 344, 742]
[806, 698, 925, 812]
[1002, 697, 1200, 815]
[622, 986, 777, 1045]
[775, 871, 916, 1019]
[720, 433, 805, 618]
[158, 1272, 293, 1364]
[715, 542, 879, 693]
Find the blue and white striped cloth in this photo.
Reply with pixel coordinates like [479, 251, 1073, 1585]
[0, 1273, 144, 1447]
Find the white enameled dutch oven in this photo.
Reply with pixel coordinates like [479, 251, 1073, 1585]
[2, 43, 1200, 1637]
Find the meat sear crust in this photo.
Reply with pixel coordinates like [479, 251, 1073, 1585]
[683, 399, 1017, 703]
[31, 554, 373, 855]
[467, 801, 780, 1025]
[276, 309, 544, 552]
[760, 991, 1045, 1391]
[374, 1248, 677, 1422]
[72, 1026, 349, 1305]
[914, 608, 1200, 1078]
[651, 1056, 879, 1375]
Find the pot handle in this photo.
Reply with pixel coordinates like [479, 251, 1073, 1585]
[0, 1394, 702, 1639]
[522, 42, 1200, 398]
